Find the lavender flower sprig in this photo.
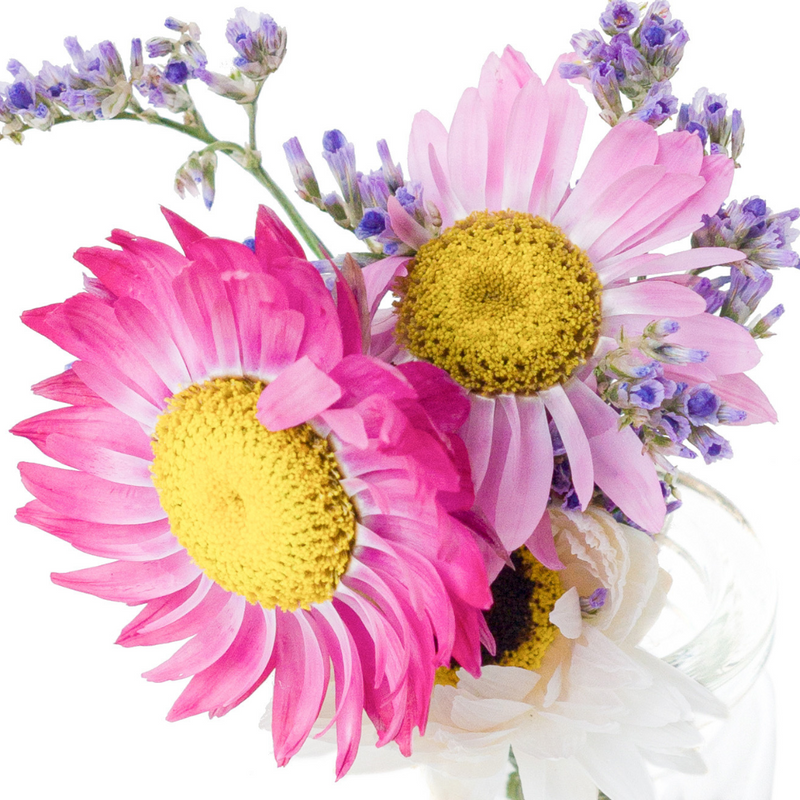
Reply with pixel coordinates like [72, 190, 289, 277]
[0, 11, 327, 259]
[560, 1, 687, 128]
[284, 130, 441, 256]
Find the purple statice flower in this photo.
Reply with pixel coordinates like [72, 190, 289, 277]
[600, 2, 641, 36]
[175, 149, 217, 209]
[134, 64, 192, 113]
[61, 37, 132, 119]
[284, 131, 441, 255]
[676, 88, 744, 163]
[631, 80, 678, 126]
[561, 1, 686, 128]
[1, 60, 57, 131]
[689, 427, 734, 464]
[580, 588, 609, 615]
[685, 385, 720, 425]
[226, 8, 286, 80]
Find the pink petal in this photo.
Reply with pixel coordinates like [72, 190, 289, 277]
[706, 373, 777, 425]
[428, 141, 466, 229]
[397, 361, 471, 434]
[19, 462, 165, 524]
[32, 368, 105, 407]
[114, 296, 192, 389]
[17, 500, 176, 561]
[145, 592, 246, 682]
[258, 306, 305, 377]
[254, 205, 307, 262]
[553, 120, 659, 233]
[160, 207, 208, 251]
[460, 394, 497, 493]
[566, 381, 665, 532]
[501, 74, 549, 212]
[320, 408, 369, 448]
[541, 385, 593, 509]
[654, 130, 705, 175]
[363, 255, 409, 317]
[601, 280, 707, 317]
[387, 196, 431, 250]
[525, 512, 564, 570]
[588, 173, 705, 265]
[119, 581, 231, 647]
[487, 396, 554, 551]
[407, 111, 454, 225]
[51, 550, 199, 603]
[271, 610, 329, 763]
[256, 355, 342, 430]
[167, 602, 274, 720]
[71, 360, 160, 428]
[602, 246, 745, 283]
[531, 63, 587, 217]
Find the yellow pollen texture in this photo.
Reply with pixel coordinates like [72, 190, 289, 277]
[395, 210, 603, 395]
[488, 548, 564, 672]
[150, 378, 357, 611]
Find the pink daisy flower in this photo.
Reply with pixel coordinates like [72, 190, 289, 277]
[12, 206, 492, 777]
[366, 47, 771, 567]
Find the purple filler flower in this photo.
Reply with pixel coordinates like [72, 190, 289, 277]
[226, 8, 286, 79]
[600, 2, 641, 35]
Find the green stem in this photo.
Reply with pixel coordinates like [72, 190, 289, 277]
[31, 109, 329, 258]
[506, 748, 526, 800]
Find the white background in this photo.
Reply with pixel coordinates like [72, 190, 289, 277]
[0, 1, 797, 798]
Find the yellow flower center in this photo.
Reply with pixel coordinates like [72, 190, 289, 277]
[434, 547, 564, 685]
[150, 378, 357, 611]
[484, 548, 564, 671]
[395, 210, 602, 395]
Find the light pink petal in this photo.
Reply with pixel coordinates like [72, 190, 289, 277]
[114, 297, 192, 389]
[271, 610, 329, 764]
[19, 462, 165, 524]
[17, 501, 176, 561]
[501, 74, 549, 212]
[363, 255, 409, 317]
[311, 604, 365, 778]
[32, 368, 105, 407]
[42, 434, 153, 487]
[117, 576, 206, 642]
[386, 196, 431, 250]
[71, 360, 160, 428]
[320, 408, 369, 448]
[566, 381, 665, 533]
[490, 396, 554, 551]
[541, 385, 593, 509]
[119, 581, 230, 647]
[477, 50, 531, 209]
[51, 550, 199, 603]
[655, 130, 704, 175]
[707, 373, 777, 425]
[407, 110, 454, 225]
[525, 512, 564, 570]
[460, 394, 497, 493]
[258, 307, 305, 377]
[428, 142, 466, 228]
[588, 173, 705, 265]
[145, 592, 246, 682]
[603, 246, 745, 283]
[602, 280, 707, 317]
[603, 153, 735, 262]
[532, 63, 587, 217]
[256, 354, 342, 430]
[553, 120, 658, 232]
[167, 602, 274, 721]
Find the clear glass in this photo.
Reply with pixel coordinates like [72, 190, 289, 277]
[643, 473, 777, 707]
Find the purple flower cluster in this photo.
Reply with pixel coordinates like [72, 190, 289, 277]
[284, 131, 441, 256]
[690, 197, 799, 337]
[595, 323, 746, 466]
[676, 88, 744, 164]
[560, 1, 687, 127]
[225, 8, 286, 80]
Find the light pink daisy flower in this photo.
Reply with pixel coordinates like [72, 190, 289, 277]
[366, 47, 769, 567]
[13, 206, 493, 777]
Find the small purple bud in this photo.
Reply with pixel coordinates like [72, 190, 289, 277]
[580, 587, 609, 614]
[686, 386, 720, 425]
[642, 23, 667, 48]
[323, 129, 347, 153]
[164, 60, 189, 85]
[685, 121, 708, 145]
[7, 82, 33, 110]
[743, 198, 767, 218]
[243, 237, 256, 252]
[355, 208, 388, 240]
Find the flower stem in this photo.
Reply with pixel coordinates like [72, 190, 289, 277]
[34, 109, 329, 259]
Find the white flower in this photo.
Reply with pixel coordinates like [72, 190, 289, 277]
[280, 506, 725, 800]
